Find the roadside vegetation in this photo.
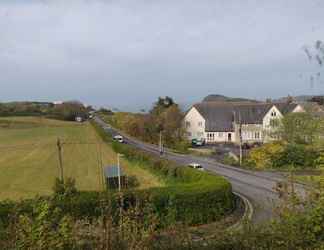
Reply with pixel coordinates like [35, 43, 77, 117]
[100, 96, 190, 153]
[92, 121, 234, 225]
[0, 167, 323, 249]
[0, 117, 162, 200]
[0, 117, 235, 249]
[245, 112, 324, 171]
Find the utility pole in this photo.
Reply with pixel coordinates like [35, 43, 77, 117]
[57, 138, 64, 183]
[159, 130, 163, 156]
[117, 153, 123, 192]
[239, 112, 243, 166]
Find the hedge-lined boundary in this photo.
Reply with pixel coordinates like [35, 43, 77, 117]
[91, 120, 234, 225]
[0, 121, 234, 229]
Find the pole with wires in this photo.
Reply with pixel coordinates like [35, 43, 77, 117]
[117, 153, 123, 192]
[56, 138, 64, 183]
[159, 130, 163, 156]
[239, 112, 243, 166]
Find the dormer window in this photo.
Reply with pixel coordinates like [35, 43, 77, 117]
[185, 121, 191, 128]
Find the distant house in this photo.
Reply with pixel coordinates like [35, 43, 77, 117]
[184, 102, 305, 145]
[104, 166, 126, 190]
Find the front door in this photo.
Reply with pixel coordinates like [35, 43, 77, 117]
[228, 133, 232, 142]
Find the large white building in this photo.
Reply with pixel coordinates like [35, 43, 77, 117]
[184, 102, 304, 145]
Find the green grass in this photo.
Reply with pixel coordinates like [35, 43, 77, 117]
[0, 117, 163, 200]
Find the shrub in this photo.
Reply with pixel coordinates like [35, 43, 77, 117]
[223, 154, 239, 166]
[273, 144, 320, 169]
[247, 142, 285, 169]
[127, 176, 140, 188]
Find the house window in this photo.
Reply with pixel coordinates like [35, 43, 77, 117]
[185, 121, 191, 128]
[187, 132, 192, 137]
[255, 132, 260, 139]
[198, 121, 203, 127]
[271, 111, 277, 117]
[207, 133, 215, 141]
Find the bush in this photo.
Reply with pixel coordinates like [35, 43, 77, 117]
[127, 176, 140, 188]
[247, 142, 285, 169]
[273, 144, 320, 169]
[223, 154, 239, 166]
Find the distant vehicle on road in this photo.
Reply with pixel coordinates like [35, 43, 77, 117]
[113, 135, 124, 143]
[188, 163, 204, 171]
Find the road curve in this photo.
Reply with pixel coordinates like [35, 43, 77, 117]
[94, 116, 304, 223]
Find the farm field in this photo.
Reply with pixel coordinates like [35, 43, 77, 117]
[0, 117, 163, 200]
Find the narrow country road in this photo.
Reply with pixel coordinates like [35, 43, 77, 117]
[94, 116, 305, 223]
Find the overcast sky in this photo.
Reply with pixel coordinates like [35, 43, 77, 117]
[0, 0, 323, 110]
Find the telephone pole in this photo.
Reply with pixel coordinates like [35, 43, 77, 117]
[159, 130, 163, 156]
[57, 138, 64, 183]
[117, 153, 123, 192]
[239, 112, 243, 166]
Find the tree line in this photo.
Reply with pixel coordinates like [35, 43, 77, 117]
[0, 101, 91, 121]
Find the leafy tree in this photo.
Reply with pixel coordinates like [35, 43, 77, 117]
[278, 112, 321, 145]
[150, 96, 175, 116]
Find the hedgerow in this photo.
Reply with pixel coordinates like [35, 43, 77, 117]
[91, 120, 234, 226]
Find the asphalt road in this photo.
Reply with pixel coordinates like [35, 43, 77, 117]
[94, 116, 304, 223]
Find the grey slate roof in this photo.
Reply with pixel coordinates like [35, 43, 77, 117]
[193, 102, 299, 132]
[104, 166, 125, 178]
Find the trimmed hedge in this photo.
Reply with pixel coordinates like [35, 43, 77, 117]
[92, 120, 234, 225]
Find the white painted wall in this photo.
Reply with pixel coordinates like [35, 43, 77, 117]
[184, 107, 206, 140]
[205, 131, 236, 143]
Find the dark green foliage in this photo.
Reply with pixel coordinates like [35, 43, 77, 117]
[150, 96, 175, 115]
[127, 176, 140, 188]
[272, 144, 320, 169]
[53, 178, 78, 197]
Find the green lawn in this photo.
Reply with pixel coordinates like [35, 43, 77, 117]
[0, 117, 163, 200]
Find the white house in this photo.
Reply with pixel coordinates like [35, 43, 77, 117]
[184, 102, 304, 145]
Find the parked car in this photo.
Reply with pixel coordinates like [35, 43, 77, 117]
[192, 138, 206, 147]
[113, 135, 124, 143]
[188, 163, 205, 171]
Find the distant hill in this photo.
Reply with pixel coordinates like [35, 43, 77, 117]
[274, 95, 314, 103]
[202, 94, 259, 103]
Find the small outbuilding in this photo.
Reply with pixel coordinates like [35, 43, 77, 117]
[104, 166, 126, 190]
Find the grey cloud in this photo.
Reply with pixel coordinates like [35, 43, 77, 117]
[0, 0, 323, 110]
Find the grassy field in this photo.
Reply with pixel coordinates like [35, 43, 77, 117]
[0, 117, 163, 200]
